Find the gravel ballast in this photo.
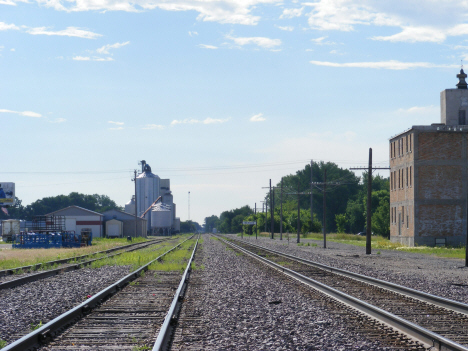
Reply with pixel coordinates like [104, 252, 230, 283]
[174, 236, 417, 350]
[238, 234, 468, 304]
[0, 265, 131, 343]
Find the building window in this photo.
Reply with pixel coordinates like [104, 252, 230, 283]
[406, 167, 408, 187]
[409, 134, 412, 152]
[391, 207, 393, 223]
[406, 136, 408, 153]
[398, 170, 400, 188]
[393, 142, 396, 158]
[402, 206, 404, 223]
[407, 215, 409, 228]
[410, 166, 412, 187]
[459, 110, 466, 125]
[390, 172, 393, 190]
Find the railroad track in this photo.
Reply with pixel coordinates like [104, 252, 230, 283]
[219, 235, 468, 351]
[2, 235, 199, 351]
[0, 238, 173, 290]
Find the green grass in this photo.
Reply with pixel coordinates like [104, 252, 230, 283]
[0, 237, 152, 271]
[90, 238, 187, 270]
[302, 233, 467, 259]
[148, 239, 196, 271]
[30, 321, 43, 331]
[0, 339, 7, 348]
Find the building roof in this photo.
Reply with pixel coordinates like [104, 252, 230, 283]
[46, 205, 104, 217]
[102, 208, 147, 222]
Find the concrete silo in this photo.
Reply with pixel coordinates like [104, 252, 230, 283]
[136, 163, 160, 232]
[124, 196, 135, 215]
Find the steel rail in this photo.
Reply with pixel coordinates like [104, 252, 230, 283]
[152, 235, 199, 351]
[0, 238, 165, 277]
[0, 239, 169, 290]
[1, 235, 195, 351]
[226, 236, 468, 316]
[218, 236, 468, 351]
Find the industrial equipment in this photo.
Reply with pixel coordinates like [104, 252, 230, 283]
[2, 219, 20, 242]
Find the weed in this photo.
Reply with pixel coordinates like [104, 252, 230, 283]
[129, 281, 139, 286]
[377, 251, 381, 255]
[0, 339, 7, 348]
[148, 239, 196, 271]
[30, 321, 43, 331]
[132, 346, 150, 351]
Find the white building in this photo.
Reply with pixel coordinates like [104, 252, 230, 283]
[47, 206, 103, 238]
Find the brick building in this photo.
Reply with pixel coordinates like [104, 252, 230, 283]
[390, 69, 468, 246]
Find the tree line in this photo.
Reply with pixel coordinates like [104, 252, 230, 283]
[0, 192, 122, 220]
[204, 161, 390, 237]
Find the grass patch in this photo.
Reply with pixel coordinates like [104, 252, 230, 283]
[90, 238, 187, 270]
[0, 339, 7, 348]
[30, 321, 43, 331]
[148, 239, 196, 271]
[303, 233, 467, 259]
[0, 237, 153, 271]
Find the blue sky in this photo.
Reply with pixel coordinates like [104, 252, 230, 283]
[2, 0, 468, 224]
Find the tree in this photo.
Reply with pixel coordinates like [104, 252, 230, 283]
[335, 214, 347, 233]
[204, 215, 220, 233]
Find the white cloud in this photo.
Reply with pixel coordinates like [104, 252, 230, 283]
[198, 44, 218, 49]
[303, 0, 468, 44]
[189, 31, 198, 36]
[10, 48, 15, 52]
[397, 105, 439, 115]
[96, 41, 130, 54]
[20, 0, 281, 25]
[0, 22, 19, 31]
[203, 117, 229, 124]
[280, 7, 303, 19]
[372, 26, 446, 43]
[310, 60, 458, 70]
[108, 121, 124, 125]
[73, 56, 114, 61]
[0, 109, 42, 117]
[49, 117, 66, 123]
[171, 119, 200, 125]
[171, 117, 230, 125]
[310, 36, 336, 45]
[109, 126, 124, 130]
[143, 124, 165, 130]
[276, 25, 294, 31]
[250, 113, 266, 122]
[26, 26, 101, 39]
[227, 35, 281, 49]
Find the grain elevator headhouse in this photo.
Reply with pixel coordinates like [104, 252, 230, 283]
[124, 160, 180, 235]
[389, 69, 468, 247]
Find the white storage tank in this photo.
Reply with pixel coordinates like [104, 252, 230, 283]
[124, 196, 135, 215]
[151, 203, 173, 229]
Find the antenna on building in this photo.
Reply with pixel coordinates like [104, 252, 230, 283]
[188, 191, 190, 221]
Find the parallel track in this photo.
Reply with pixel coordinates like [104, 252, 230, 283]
[1, 235, 198, 351]
[220, 236, 468, 351]
[0, 238, 172, 290]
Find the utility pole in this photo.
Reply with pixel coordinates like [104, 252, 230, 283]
[264, 198, 268, 233]
[255, 203, 257, 240]
[188, 191, 190, 222]
[280, 178, 283, 241]
[297, 181, 300, 243]
[270, 179, 274, 239]
[310, 160, 314, 232]
[366, 149, 372, 255]
[350, 149, 390, 255]
[323, 169, 327, 249]
[133, 170, 138, 238]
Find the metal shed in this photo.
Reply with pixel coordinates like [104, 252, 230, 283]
[102, 209, 147, 238]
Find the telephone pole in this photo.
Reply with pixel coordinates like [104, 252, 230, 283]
[188, 191, 191, 222]
[350, 148, 390, 255]
[270, 179, 274, 239]
[280, 178, 283, 240]
[310, 160, 314, 232]
[133, 170, 138, 238]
